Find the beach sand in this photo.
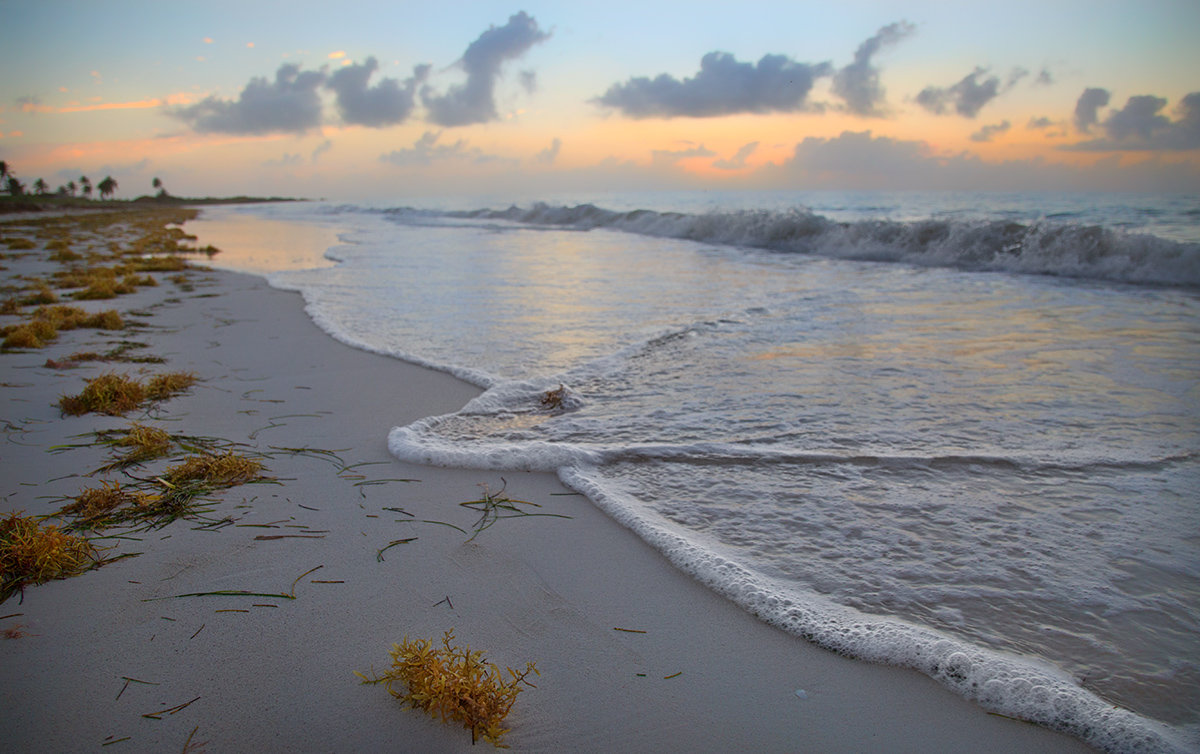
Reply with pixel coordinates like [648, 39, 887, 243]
[0, 210, 1095, 752]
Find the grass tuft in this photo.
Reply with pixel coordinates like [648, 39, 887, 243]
[1, 511, 98, 603]
[358, 630, 538, 747]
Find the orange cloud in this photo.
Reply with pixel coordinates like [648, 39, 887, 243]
[16, 130, 292, 178]
[57, 99, 166, 113]
[19, 100, 55, 114]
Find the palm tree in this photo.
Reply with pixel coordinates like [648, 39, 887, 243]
[97, 176, 118, 199]
[33, 178, 48, 195]
[80, 176, 92, 199]
[67, 180, 77, 197]
[152, 176, 169, 198]
[0, 161, 9, 185]
[6, 176, 25, 196]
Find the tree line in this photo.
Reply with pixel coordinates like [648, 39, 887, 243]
[0, 161, 170, 201]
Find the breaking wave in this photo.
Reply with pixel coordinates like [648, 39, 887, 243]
[413, 202, 1200, 286]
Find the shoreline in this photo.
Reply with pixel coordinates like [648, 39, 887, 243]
[0, 209, 1097, 751]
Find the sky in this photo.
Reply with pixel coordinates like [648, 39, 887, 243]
[2, 0, 1198, 201]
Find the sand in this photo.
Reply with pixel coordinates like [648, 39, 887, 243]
[0, 210, 1095, 752]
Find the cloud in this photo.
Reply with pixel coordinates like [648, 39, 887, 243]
[264, 152, 304, 167]
[970, 120, 1011, 142]
[311, 139, 333, 163]
[761, 129, 1200, 192]
[1065, 91, 1200, 151]
[1073, 87, 1110, 132]
[1006, 68, 1030, 88]
[831, 21, 915, 116]
[1105, 95, 1170, 140]
[519, 70, 537, 94]
[915, 67, 1010, 118]
[776, 131, 934, 184]
[594, 51, 832, 118]
[326, 57, 427, 128]
[169, 63, 326, 134]
[713, 141, 759, 170]
[421, 12, 550, 127]
[17, 96, 53, 114]
[651, 144, 716, 165]
[1027, 116, 1055, 130]
[380, 131, 510, 167]
[535, 137, 561, 164]
[1035, 67, 1054, 86]
[15, 94, 167, 115]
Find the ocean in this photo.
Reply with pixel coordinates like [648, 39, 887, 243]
[190, 190, 1200, 753]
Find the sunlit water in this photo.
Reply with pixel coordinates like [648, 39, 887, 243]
[190, 191, 1200, 753]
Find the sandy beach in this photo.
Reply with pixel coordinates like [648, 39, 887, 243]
[0, 209, 1097, 752]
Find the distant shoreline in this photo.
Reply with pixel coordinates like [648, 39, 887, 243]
[0, 194, 306, 215]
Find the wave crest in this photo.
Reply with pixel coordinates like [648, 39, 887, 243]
[425, 202, 1200, 286]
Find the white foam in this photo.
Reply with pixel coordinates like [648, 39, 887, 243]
[424, 202, 1200, 287]
[557, 465, 1194, 754]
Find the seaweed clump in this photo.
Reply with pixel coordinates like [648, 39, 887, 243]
[1, 511, 98, 603]
[59, 481, 156, 530]
[540, 384, 567, 410]
[358, 630, 538, 747]
[58, 371, 196, 416]
[111, 423, 173, 465]
[163, 451, 264, 487]
[1, 305, 124, 349]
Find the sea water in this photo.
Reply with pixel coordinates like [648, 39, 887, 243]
[192, 191, 1200, 753]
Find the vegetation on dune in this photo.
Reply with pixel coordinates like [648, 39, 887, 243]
[358, 630, 538, 748]
[1, 511, 99, 603]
